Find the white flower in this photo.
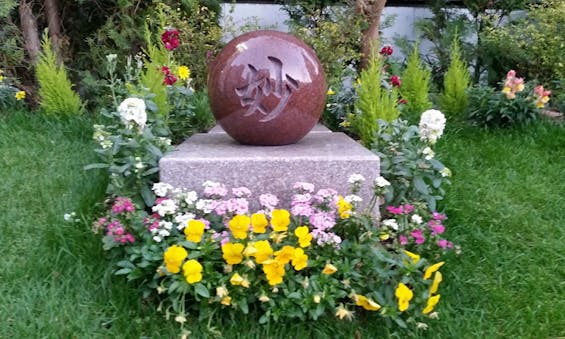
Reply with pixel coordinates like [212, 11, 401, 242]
[344, 194, 363, 203]
[153, 235, 162, 242]
[411, 214, 423, 224]
[175, 213, 195, 230]
[63, 212, 75, 221]
[195, 199, 215, 214]
[422, 147, 435, 160]
[160, 221, 173, 230]
[374, 176, 391, 187]
[184, 191, 198, 205]
[158, 229, 170, 237]
[348, 174, 366, 184]
[382, 219, 399, 231]
[106, 54, 117, 63]
[118, 97, 147, 129]
[440, 167, 452, 177]
[152, 199, 178, 216]
[152, 182, 173, 197]
[419, 109, 446, 144]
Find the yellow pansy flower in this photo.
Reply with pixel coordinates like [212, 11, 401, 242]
[404, 250, 421, 264]
[291, 248, 308, 271]
[294, 226, 312, 248]
[336, 196, 352, 219]
[177, 65, 190, 80]
[271, 209, 290, 232]
[228, 214, 250, 239]
[395, 283, 413, 312]
[163, 244, 187, 274]
[274, 245, 295, 264]
[15, 91, 26, 101]
[424, 261, 445, 280]
[182, 259, 203, 284]
[430, 271, 442, 295]
[254, 240, 273, 264]
[221, 296, 232, 306]
[322, 263, 337, 275]
[251, 213, 268, 233]
[354, 294, 381, 311]
[222, 242, 244, 265]
[263, 259, 285, 286]
[327, 88, 335, 95]
[184, 219, 205, 243]
[230, 272, 244, 286]
[422, 294, 441, 314]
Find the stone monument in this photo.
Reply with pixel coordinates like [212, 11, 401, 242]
[160, 30, 380, 209]
[207, 30, 326, 146]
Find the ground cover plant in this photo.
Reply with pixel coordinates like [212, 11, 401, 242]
[1, 108, 563, 337]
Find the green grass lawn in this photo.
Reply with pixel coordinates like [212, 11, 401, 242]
[1, 111, 563, 338]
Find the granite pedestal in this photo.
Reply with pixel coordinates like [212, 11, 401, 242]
[159, 131, 380, 211]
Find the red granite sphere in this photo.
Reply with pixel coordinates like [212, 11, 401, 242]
[207, 30, 327, 146]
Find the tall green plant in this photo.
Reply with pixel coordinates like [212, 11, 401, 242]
[440, 35, 471, 119]
[399, 43, 432, 123]
[353, 50, 399, 147]
[36, 31, 83, 117]
[140, 24, 170, 119]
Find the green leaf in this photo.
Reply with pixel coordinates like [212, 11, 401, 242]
[239, 300, 249, 314]
[114, 267, 131, 275]
[194, 283, 210, 298]
[84, 163, 110, 170]
[141, 185, 155, 206]
[414, 176, 429, 194]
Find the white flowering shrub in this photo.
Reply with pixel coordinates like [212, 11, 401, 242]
[372, 111, 451, 211]
[86, 97, 172, 206]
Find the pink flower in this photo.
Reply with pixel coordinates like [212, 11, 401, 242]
[161, 28, 180, 51]
[437, 239, 453, 249]
[380, 45, 393, 56]
[163, 73, 177, 85]
[411, 229, 425, 244]
[399, 235, 408, 245]
[432, 212, 447, 221]
[403, 204, 415, 214]
[386, 206, 404, 215]
[430, 223, 445, 235]
[391, 75, 401, 87]
[111, 197, 135, 215]
[291, 203, 314, 217]
[259, 193, 279, 210]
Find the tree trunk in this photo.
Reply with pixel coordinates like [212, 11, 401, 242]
[44, 0, 63, 65]
[18, 0, 40, 64]
[356, 0, 387, 69]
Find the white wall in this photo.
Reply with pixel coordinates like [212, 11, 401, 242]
[219, 4, 435, 55]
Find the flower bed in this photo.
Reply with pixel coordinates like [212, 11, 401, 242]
[95, 176, 456, 333]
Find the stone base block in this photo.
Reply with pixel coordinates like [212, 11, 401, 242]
[159, 132, 380, 210]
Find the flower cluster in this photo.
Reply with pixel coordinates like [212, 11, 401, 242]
[161, 28, 180, 51]
[96, 177, 456, 332]
[533, 85, 551, 108]
[502, 70, 525, 99]
[161, 66, 177, 86]
[418, 109, 446, 144]
[117, 97, 147, 129]
[380, 45, 393, 56]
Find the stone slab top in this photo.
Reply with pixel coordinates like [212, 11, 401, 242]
[167, 132, 376, 161]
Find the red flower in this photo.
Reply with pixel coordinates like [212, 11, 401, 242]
[398, 98, 408, 105]
[391, 75, 401, 87]
[163, 73, 177, 85]
[380, 46, 393, 56]
[161, 28, 180, 51]
[161, 66, 170, 74]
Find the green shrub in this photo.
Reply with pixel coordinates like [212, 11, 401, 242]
[36, 31, 83, 117]
[399, 44, 432, 124]
[482, 0, 565, 85]
[352, 51, 399, 147]
[439, 35, 471, 120]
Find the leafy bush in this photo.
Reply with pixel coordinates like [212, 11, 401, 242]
[36, 31, 83, 117]
[482, 0, 565, 86]
[467, 70, 551, 127]
[0, 70, 27, 112]
[372, 112, 451, 212]
[352, 51, 399, 146]
[399, 44, 432, 124]
[439, 35, 471, 120]
[94, 178, 456, 334]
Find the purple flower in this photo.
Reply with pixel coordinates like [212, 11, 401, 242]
[291, 203, 314, 217]
[259, 193, 279, 210]
[111, 197, 135, 215]
[411, 229, 426, 244]
[399, 235, 408, 245]
[432, 212, 447, 221]
[386, 206, 404, 215]
[309, 212, 336, 231]
[232, 187, 252, 198]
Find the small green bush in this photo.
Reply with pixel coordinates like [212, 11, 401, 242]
[353, 51, 399, 147]
[36, 31, 83, 117]
[440, 35, 471, 120]
[399, 44, 432, 123]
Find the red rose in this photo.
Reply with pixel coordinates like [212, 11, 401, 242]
[161, 28, 180, 51]
[391, 75, 401, 87]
